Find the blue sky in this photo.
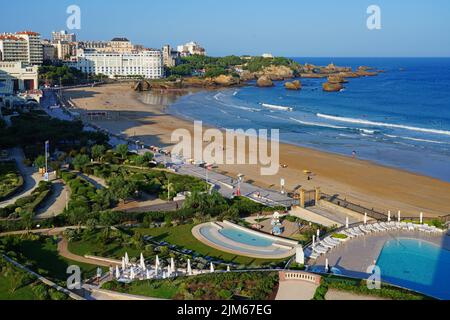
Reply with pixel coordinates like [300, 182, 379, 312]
[1, 0, 450, 57]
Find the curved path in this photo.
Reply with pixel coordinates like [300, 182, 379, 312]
[77, 172, 107, 190]
[34, 180, 69, 219]
[0, 148, 41, 208]
[57, 237, 116, 267]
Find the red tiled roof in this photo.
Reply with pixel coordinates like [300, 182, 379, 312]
[16, 31, 40, 36]
[0, 35, 24, 41]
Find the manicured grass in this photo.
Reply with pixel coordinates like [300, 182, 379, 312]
[68, 236, 141, 260]
[13, 237, 104, 280]
[0, 272, 36, 300]
[134, 224, 287, 266]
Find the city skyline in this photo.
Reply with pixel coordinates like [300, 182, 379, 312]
[1, 0, 450, 57]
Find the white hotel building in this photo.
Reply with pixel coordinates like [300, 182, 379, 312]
[69, 49, 164, 79]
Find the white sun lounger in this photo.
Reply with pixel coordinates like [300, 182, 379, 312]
[373, 223, 386, 232]
[325, 237, 341, 245]
[319, 241, 335, 250]
[313, 246, 328, 255]
[359, 225, 372, 234]
[351, 228, 364, 236]
[324, 237, 340, 247]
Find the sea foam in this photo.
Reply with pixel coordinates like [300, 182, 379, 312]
[317, 113, 450, 137]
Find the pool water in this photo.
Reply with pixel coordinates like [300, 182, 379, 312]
[219, 228, 273, 247]
[376, 238, 450, 300]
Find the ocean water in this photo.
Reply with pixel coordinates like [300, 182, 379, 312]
[168, 58, 450, 182]
[376, 238, 450, 300]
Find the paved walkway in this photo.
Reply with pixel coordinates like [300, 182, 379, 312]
[275, 280, 318, 300]
[325, 289, 389, 300]
[154, 153, 294, 208]
[289, 207, 340, 227]
[57, 237, 117, 267]
[35, 181, 69, 219]
[0, 148, 41, 208]
[77, 172, 107, 190]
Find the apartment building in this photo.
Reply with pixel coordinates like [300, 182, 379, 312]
[15, 31, 43, 65]
[68, 49, 164, 79]
[0, 35, 29, 62]
[177, 41, 206, 57]
[51, 30, 76, 43]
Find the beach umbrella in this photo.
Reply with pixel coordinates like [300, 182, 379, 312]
[130, 267, 135, 280]
[171, 258, 176, 274]
[398, 211, 401, 222]
[124, 252, 129, 267]
[345, 217, 349, 229]
[312, 235, 316, 247]
[388, 211, 391, 222]
[155, 255, 160, 270]
[162, 271, 167, 279]
[140, 253, 146, 270]
[187, 259, 192, 276]
[115, 265, 120, 279]
[227, 265, 231, 272]
[146, 269, 151, 280]
[167, 265, 172, 278]
[420, 212, 424, 224]
[296, 245, 305, 265]
[364, 212, 368, 225]
[316, 229, 320, 239]
[325, 258, 329, 273]
[121, 257, 125, 271]
[210, 263, 215, 273]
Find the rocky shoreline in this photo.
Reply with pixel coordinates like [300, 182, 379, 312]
[134, 62, 381, 93]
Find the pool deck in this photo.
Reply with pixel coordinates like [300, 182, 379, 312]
[192, 222, 297, 260]
[312, 230, 450, 279]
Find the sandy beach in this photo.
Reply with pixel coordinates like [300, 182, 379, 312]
[64, 83, 450, 217]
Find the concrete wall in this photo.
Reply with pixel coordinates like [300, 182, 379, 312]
[279, 271, 321, 285]
[290, 206, 341, 227]
[318, 200, 367, 222]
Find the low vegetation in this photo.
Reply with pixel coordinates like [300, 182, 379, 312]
[0, 112, 108, 163]
[102, 271, 279, 300]
[0, 181, 52, 220]
[0, 256, 68, 300]
[313, 274, 432, 300]
[38, 64, 104, 86]
[0, 161, 24, 201]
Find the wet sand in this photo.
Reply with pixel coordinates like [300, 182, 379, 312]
[64, 83, 450, 217]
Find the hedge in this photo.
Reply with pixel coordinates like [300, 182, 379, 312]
[0, 161, 24, 201]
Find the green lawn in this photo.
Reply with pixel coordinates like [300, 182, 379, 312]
[68, 237, 141, 261]
[0, 273, 36, 300]
[134, 224, 287, 267]
[13, 237, 104, 281]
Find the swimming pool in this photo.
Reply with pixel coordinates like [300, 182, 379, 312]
[193, 222, 297, 259]
[219, 227, 273, 247]
[376, 238, 450, 300]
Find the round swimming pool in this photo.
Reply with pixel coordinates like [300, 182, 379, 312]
[193, 223, 297, 259]
[376, 238, 450, 300]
